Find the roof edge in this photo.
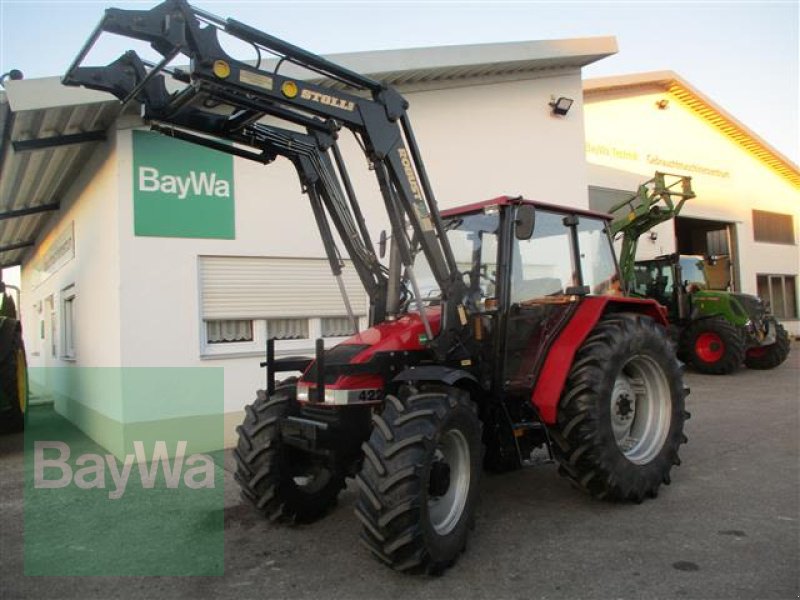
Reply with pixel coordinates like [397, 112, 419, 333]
[323, 36, 618, 74]
[5, 36, 617, 112]
[584, 70, 800, 187]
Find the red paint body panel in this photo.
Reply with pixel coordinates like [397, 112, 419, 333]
[531, 296, 667, 424]
[311, 309, 441, 390]
[341, 309, 441, 355]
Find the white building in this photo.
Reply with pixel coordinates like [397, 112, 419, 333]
[0, 38, 616, 449]
[583, 71, 799, 335]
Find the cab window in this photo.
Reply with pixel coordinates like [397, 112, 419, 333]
[511, 210, 574, 303]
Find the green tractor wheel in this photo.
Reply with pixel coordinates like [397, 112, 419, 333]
[680, 317, 745, 375]
[745, 321, 791, 370]
[0, 328, 28, 433]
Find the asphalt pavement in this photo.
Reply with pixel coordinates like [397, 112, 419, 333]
[1, 343, 798, 599]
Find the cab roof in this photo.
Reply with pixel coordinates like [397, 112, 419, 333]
[440, 195, 613, 221]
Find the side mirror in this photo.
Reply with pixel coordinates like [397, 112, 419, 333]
[378, 230, 387, 259]
[515, 204, 535, 240]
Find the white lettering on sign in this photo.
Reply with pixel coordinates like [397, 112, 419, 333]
[34, 440, 215, 500]
[138, 167, 231, 200]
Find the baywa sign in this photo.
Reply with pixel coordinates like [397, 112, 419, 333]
[138, 167, 231, 200]
[34, 440, 215, 500]
[133, 130, 235, 239]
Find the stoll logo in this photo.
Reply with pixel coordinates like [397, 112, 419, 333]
[34, 441, 215, 500]
[137, 166, 231, 200]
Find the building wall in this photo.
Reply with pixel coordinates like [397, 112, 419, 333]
[401, 73, 589, 209]
[111, 70, 589, 443]
[20, 133, 126, 452]
[584, 87, 800, 334]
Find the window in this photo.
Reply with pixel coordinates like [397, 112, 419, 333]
[577, 218, 618, 294]
[203, 319, 264, 356]
[198, 256, 368, 357]
[511, 210, 574, 302]
[632, 260, 675, 307]
[757, 275, 798, 319]
[753, 210, 795, 245]
[267, 318, 308, 340]
[206, 320, 254, 344]
[62, 287, 76, 360]
[45, 295, 56, 359]
[413, 211, 500, 302]
[322, 317, 356, 338]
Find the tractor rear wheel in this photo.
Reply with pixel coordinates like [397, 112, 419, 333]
[681, 317, 745, 374]
[552, 314, 688, 502]
[0, 328, 27, 433]
[745, 321, 791, 370]
[234, 383, 346, 523]
[355, 385, 482, 574]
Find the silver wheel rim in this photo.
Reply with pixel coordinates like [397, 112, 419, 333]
[428, 429, 471, 535]
[610, 355, 672, 465]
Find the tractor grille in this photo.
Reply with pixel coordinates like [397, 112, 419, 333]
[731, 293, 767, 319]
[304, 343, 370, 384]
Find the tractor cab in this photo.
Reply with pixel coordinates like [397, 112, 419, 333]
[632, 253, 733, 322]
[412, 197, 622, 394]
[632, 254, 700, 321]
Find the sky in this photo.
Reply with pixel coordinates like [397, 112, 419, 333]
[0, 0, 798, 166]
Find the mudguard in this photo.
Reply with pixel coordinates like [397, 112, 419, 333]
[532, 296, 667, 424]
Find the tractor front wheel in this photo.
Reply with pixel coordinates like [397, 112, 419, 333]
[234, 383, 346, 523]
[0, 327, 27, 433]
[745, 321, 791, 370]
[355, 385, 482, 574]
[681, 317, 746, 375]
[552, 314, 688, 502]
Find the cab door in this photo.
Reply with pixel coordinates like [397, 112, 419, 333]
[502, 210, 579, 392]
[501, 210, 620, 393]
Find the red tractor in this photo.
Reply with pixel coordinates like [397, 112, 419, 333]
[66, 0, 689, 574]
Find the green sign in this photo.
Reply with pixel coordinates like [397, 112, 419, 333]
[132, 130, 235, 239]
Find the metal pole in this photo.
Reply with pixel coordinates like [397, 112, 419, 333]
[335, 273, 359, 334]
[386, 238, 401, 317]
[315, 338, 325, 403]
[404, 265, 434, 342]
[267, 338, 275, 396]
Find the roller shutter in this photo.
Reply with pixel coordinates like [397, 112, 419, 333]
[199, 256, 368, 320]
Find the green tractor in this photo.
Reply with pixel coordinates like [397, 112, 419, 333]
[630, 253, 790, 374]
[611, 172, 791, 375]
[0, 276, 27, 432]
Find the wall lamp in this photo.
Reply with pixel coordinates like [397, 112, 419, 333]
[649, 231, 659, 242]
[549, 96, 574, 116]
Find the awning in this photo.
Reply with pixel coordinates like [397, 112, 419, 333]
[0, 81, 121, 268]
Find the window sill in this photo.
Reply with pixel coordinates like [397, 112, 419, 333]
[752, 240, 797, 246]
[200, 338, 352, 361]
[200, 350, 266, 361]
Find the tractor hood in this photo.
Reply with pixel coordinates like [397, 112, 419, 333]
[297, 309, 441, 404]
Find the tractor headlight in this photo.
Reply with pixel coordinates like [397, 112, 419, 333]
[296, 382, 383, 405]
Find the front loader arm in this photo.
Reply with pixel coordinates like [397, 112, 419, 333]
[63, 0, 469, 360]
[608, 172, 695, 291]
